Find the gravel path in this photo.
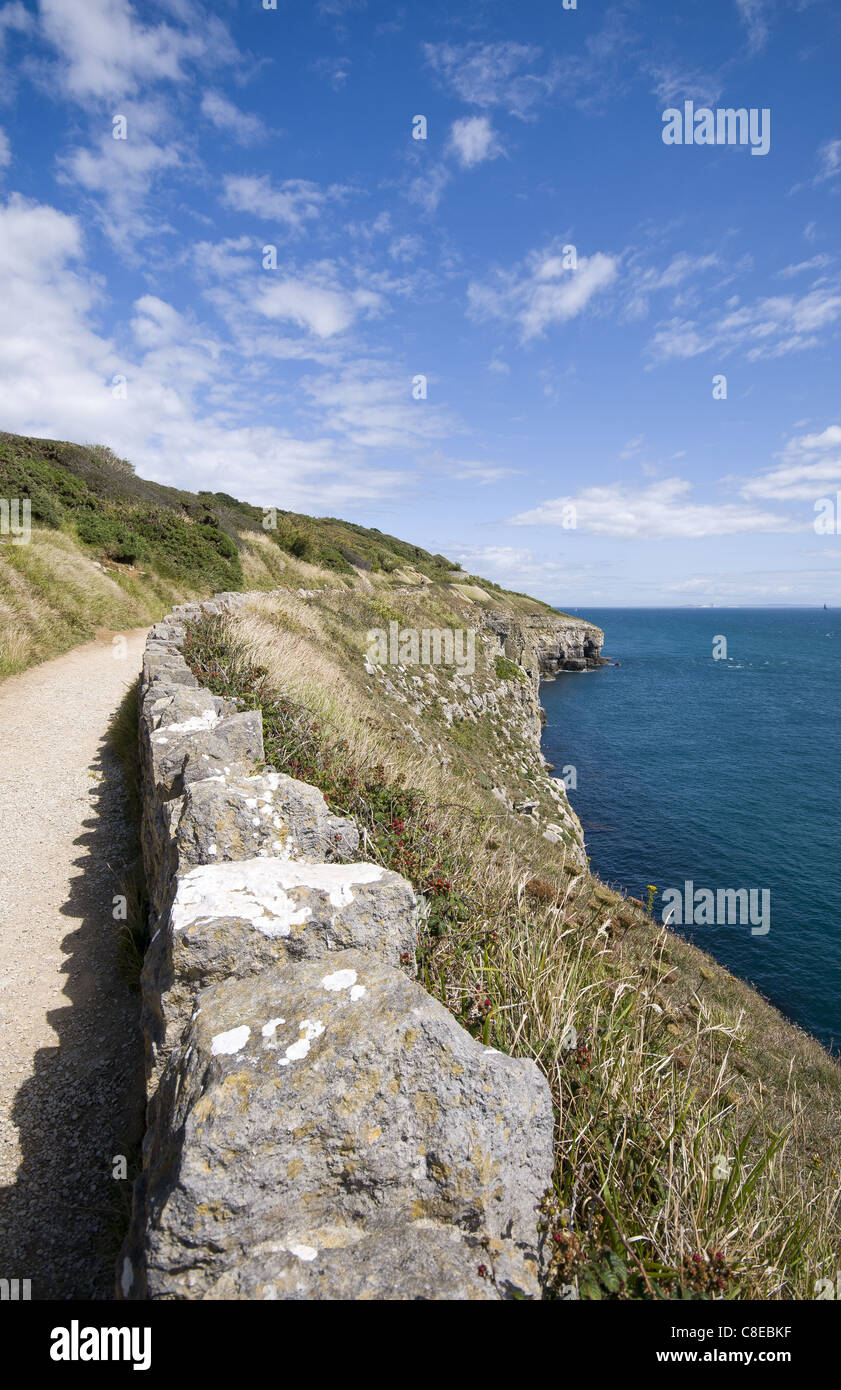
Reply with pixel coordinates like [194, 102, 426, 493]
[0, 629, 149, 1299]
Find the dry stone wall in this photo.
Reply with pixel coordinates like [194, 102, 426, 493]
[121, 593, 555, 1300]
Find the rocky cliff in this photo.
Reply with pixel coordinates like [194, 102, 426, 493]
[485, 610, 607, 675]
[352, 597, 604, 873]
[121, 592, 556, 1301]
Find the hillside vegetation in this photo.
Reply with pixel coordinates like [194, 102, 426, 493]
[0, 430, 554, 680]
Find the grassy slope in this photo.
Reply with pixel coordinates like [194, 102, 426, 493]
[183, 590, 841, 1301]
[0, 429, 557, 680]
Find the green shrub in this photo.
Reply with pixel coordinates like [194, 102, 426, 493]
[0, 453, 77, 527]
[106, 531, 142, 563]
[75, 510, 142, 563]
[283, 530, 313, 560]
[495, 655, 525, 683]
[131, 506, 242, 588]
[26, 486, 63, 528]
[317, 544, 355, 575]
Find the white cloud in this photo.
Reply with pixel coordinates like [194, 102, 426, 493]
[0, 0, 29, 47]
[38, 0, 212, 100]
[815, 138, 841, 185]
[0, 193, 415, 511]
[775, 255, 834, 279]
[487, 355, 509, 375]
[302, 369, 456, 449]
[447, 116, 503, 169]
[646, 62, 723, 110]
[469, 245, 618, 341]
[447, 459, 518, 485]
[620, 434, 645, 460]
[256, 274, 381, 339]
[666, 574, 799, 600]
[735, 0, 770, 54]
[790, 139, 841, 195]
[191, 236, 397, 364]
[509, 477, 797, 539]
[424, 13, 637, 120]
[0, 193, 129, 442]
[450, 545, 603, 599]
[58, 108, 181, 246]
[423, 40, 557, 119]
[201, 91, 264, 145]
[649, 281, 841, 363]
[312, 55, 350, 89]
[223, 174, 344, 230]
[407, 164, 451, 214]
[191, 234, 255, 281]
[741, 426, 841, 502]
[625, 251, 720, 320]
[130, 294, 189, 349]
[0, 0, 31, 49]
[388, 234, 423, 262]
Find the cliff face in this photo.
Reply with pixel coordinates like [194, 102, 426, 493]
[484, 610, 607, 675]
[348, 596, 601, 872]
[471, 609, 605, 868]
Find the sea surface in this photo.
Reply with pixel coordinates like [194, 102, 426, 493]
[541, 608, 840, 1052]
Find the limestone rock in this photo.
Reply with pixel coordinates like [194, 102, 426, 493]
[144, 769, 359, 926]
[126, 950, 553, 1300]
[148, 686, 228, 731]
[146, 710, 264, 796]
[142, 653, 199, 689]
[140, 859, 418, 1074]
[167, 770, 358, 870]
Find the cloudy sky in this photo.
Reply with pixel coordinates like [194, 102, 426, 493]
[1, 0, 840, 604]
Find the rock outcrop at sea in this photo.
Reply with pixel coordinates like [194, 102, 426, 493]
[484, 610, 607, 675]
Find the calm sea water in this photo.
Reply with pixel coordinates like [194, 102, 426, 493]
[541, 608, 840, 1052]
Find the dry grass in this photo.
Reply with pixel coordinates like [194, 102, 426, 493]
[0, 522, 399, 684]
[0, 527, 184, 679]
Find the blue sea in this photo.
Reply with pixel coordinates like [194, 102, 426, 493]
[541, 608, 840, 1053]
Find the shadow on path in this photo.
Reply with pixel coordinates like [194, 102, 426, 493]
[0, 734, 145, 1299]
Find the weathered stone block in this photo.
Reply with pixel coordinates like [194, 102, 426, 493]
[126, 950, 553, 1301]
[144, 769, 359, 925]
[140, 858, 417, 1074]
[146, 711, 264, 796]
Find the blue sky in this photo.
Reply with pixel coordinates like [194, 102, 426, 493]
[0, 0, 840, 605]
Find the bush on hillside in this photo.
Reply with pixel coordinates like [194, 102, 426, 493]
[75, 509, 143, 563]
[131, 506, 242, 587]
